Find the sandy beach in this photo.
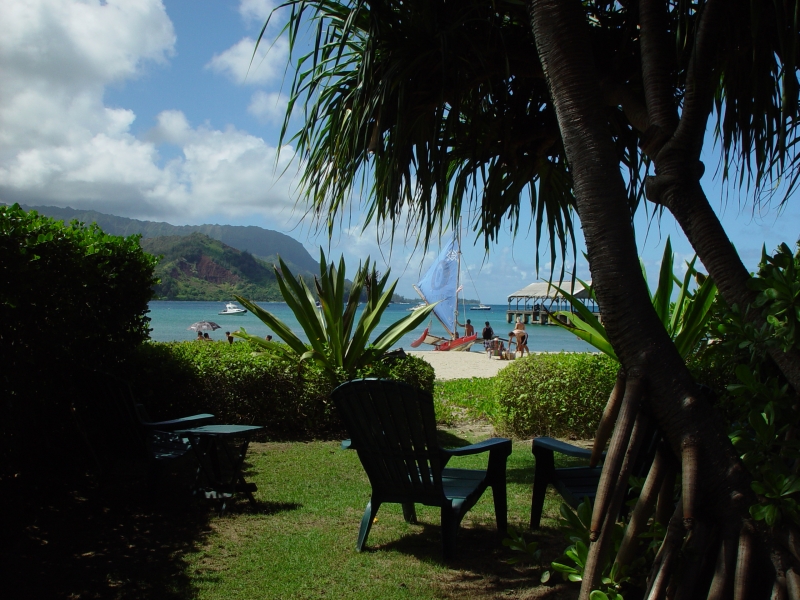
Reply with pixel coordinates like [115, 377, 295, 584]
[408, 350, 516, 380]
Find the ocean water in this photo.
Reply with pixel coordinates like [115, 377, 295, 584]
[147, 301, 595, 353]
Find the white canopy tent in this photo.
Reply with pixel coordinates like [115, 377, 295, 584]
[507, 280, 592, 302]
[506, 280, 598, 324]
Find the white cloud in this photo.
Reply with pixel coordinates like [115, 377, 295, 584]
[248, 91, 289, 124]
[0, 0, 300, 223]
[239, 0, 278, 23]
[206, 36, 289, 85]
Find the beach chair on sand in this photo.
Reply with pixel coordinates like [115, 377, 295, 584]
[71, 372, 215, 495]
[333, 379, 512, 559]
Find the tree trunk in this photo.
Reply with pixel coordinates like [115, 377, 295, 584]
[528, 0, 779, 597]
[636, 0, 800, 394]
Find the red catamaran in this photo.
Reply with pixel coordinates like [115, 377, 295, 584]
[409, 234, 477, 352]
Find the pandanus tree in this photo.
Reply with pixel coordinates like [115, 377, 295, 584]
[265, 0, 800, 596]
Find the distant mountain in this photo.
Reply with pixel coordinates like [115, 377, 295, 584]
[19, 204, 320, 276]
[140, 232, 283, 301]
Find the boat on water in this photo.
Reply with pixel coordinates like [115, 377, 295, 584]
[218, 302, 247, 316]
[409, 234, 478, 352]
[407, 302, 427, 312]
[470, 304, 492, 311]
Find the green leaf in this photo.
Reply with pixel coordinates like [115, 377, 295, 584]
[651, 237, 674, 327]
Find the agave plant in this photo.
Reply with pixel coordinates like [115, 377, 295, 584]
[549, 238, 718, 361]
[233, 250, 435, 383]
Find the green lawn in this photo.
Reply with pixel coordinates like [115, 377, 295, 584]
[182, 430, 573, 600]
[3, 379, 581, 599]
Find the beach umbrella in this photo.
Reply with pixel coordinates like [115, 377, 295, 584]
[188, 321, 222, 332]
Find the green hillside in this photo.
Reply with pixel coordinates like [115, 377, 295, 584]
[19, 204, 319, 277]
[141, 233, 284, 301]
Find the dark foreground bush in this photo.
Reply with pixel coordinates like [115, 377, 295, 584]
[125, 342, 435, 439]
[0, 205, 158, 479]
[494, 353, 618, 438]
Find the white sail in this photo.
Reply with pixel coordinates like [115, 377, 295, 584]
[413, 237, 460, 337]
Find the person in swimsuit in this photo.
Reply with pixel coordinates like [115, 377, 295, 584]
[464, 319, 475, 337]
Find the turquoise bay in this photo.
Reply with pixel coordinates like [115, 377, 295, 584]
[147, 301, 595, 353]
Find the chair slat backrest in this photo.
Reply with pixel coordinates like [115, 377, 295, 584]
[333, 379, 445, 504]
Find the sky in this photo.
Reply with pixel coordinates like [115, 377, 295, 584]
[1, 0, 798, 304]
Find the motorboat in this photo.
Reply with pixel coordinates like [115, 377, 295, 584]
[470, 304, 492, 311]
[407, 302, 427, 312]
[218, 302, 247, 316]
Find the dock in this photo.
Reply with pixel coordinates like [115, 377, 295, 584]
[506, 280, 601, 325]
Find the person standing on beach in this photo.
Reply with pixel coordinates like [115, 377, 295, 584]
[226, 331, 234, 344]
[513, 319, 529, 356]
[482, 321, 494, 356]
[464, 319, 475, 337]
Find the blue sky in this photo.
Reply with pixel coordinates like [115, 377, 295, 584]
[2, 0, 798, 304]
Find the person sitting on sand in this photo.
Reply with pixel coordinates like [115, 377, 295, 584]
[203, 332, 212, 341]
[196, 331, 203, 341]
[492, 337, 505, 358]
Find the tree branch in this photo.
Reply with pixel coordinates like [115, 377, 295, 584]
[669, 0, 723, 160]
[639, 0, 679, 136]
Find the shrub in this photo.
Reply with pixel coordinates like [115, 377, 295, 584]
[235, 251, 434, 385]
[0, 204, 158, 374]
[494, 353, 618, 438]
[125, 342, 435, 439]
[0, 204, 158, 477]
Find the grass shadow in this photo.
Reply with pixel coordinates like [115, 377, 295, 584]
[436, 429, 476, 448]
[0, 463, 215, 599]
[373, 522, 577, 599]
[236, 499, 303, 516]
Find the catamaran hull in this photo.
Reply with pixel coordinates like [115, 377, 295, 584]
[434, 334, 477, 351]
[410, 328, 477, 351]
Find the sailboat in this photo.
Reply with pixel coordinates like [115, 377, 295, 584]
[409, 236, 478, 352]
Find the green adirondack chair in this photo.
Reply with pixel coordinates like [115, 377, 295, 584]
[71, 371, 214, 494]
[529, 437, 603, 529]
[529, 432, 660, 529]
[332, 379, 512, 559]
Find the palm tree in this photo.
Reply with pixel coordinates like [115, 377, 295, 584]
[266, 0, 800, 595]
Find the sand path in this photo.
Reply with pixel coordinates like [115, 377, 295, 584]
[407, 349, 516, 381]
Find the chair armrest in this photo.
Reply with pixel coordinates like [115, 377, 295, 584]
[533, 436, 600, 460]
[442, 437, 512, 458]
[141, 414, 215, 431]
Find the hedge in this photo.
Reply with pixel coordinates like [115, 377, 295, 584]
[1, 205, 158, 478]
[493, 352, 618, 438]
[125, 341, 435, 439]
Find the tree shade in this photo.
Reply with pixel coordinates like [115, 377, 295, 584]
[267, 0, 800, 596]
